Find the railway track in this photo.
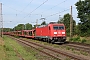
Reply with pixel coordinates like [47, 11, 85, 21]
[9, 36, 88, 60]
[68, 42, 90, 47]
[64, 42, 90, 54]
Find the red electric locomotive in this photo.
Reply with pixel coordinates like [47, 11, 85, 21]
[35, 22, 66, 43]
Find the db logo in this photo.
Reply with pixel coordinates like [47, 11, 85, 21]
[58, 32, 61, 34]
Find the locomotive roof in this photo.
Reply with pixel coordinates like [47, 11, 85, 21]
[37, 25, 47, 28]
[36, 23, 64, 28]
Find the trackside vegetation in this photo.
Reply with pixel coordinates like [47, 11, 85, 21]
[1, 36, 37, 60]
[69, 36, 90, 44]
[0, 37, 5, 60]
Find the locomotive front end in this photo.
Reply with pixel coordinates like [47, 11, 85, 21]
[50, 24, 66, 43]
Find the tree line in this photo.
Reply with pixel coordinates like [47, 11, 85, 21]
[3, 21, 47, 32]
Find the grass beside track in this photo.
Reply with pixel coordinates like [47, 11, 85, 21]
[0, 36, 37, 60]
[0, 37, 5, 60]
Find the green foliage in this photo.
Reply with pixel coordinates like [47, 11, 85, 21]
[69, 38, 73, 42]
[73, 20, 76, 35]
[14, 35, 20, 38]
[41, 21, 47, 25]
[3, 36, 19, 60]
[74, 25, 81, 36]
[70, 36, 81, 42]
[81, 39, 86, 43]
[71, 48, 74, 51]
[69, 36, 87, 43]
[32, 24, 40, 29]
[0, 38, 6, 60]
[74, 36, 81, 42]
[80, 51, 88, 56]
[32, 25, 36, 29]
[63, 14, 70, 33]
[75, 0, 90, 36]
[4, 45, 13, 51]
[66, 46, 71, 50]
[14, 24, 25, 31]
[25, 23, 32, 30]
[57, 17, 64, 23]
[3, 28, 13, 32]
[13, 23, 33, 31]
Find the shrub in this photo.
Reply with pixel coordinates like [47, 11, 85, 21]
[69, 38, 73, 42]
[69, 36, 87, 43]
[73, 36, 81, 42]
[14, 35, 19, 38]
[81, 39, 86, 43]
[69, 36, 81, 42]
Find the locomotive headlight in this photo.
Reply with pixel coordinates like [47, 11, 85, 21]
[54, 32, 57, 34]
[62, 32, 65, 34]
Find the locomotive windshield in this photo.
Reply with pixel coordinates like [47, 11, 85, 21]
[53, 26, 64, 30]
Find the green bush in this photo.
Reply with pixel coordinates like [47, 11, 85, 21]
[81, 39, 86, 43]
[14, 35, 19, 38]
[73, 36, 81, 42]
[69, 38, 73, 42]
[70, 36, 81, 42]
[69, 36, 87, 43]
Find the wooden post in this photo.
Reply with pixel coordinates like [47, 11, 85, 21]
[70, 6, 73, 39]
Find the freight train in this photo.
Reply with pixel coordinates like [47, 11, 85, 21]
[3, 22, 66, 43]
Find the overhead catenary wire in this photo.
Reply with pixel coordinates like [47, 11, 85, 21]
[3, 0, 67, 16]
[45, 8, 70, 18]
[30, 0, 48, 14]
[2, 0, 69, 17]
[22, 0, 68, 21]
[41, 0, 68, 14]
[50, 0, 67, 9]
[19, 0, 34, 14]
[22, 0, 33, 11]
[45, 6, 77, 18]
[23, 0, 48, 19]
[2, 3, 41, 17]
[2, 4, 28, 15]
[2, 2, 75, 18]
[2, 2, 37, 16]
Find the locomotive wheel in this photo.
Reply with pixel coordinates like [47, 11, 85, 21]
[47, 39, 51, 43]
[51, 40, 55, 44]
[43, 38, 46, 42]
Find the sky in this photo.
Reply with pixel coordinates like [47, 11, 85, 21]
[0, 0, 79, 28]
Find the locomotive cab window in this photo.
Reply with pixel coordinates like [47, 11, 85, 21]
[53, 25, 64, 30]
[59, 26, 64, 30]
[53, 26, 58, 30]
